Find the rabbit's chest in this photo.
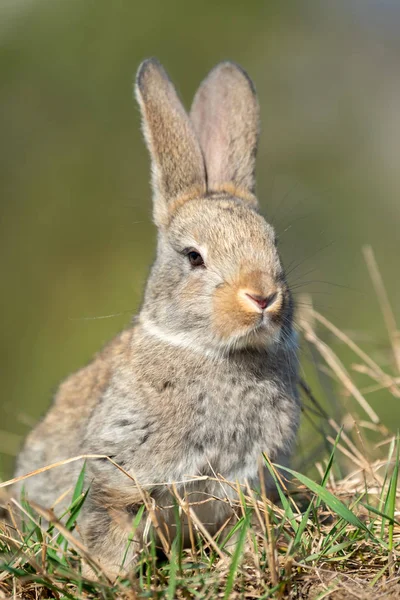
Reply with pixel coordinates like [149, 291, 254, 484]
[183, 375, 297, 481]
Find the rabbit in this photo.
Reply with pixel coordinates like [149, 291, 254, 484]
[13, 58, 301, 577]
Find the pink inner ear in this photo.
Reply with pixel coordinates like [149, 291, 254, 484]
[191, 83, 231, 190]
[190, 62, 259, 196]
[202, 106, 227, 189]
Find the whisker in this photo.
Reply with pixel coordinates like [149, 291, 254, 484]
[284, 239, 336, 278]
[69, 310, 134, 321]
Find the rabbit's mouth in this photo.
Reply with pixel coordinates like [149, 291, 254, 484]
[214, 319, 283, 354]
[242, 315, 283, 348]
[212, 276, 290, 350]
[212, 303, 287, 352]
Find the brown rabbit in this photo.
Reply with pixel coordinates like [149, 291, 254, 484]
[14, 59, 300, 577]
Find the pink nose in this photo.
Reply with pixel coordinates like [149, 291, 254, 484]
[245, 292, 277, 310]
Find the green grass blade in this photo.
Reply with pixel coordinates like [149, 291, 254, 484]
[263, 454, 298, 532]
[278, 465, 368, 532]
[71, 461, 86, 505]
[379, 436, 396, 538]
[386, 435, 399, 551]
[315, 426, 343, 510]
[55, 489, 89, 549]
[293, 499, 313, 548]
[305, 539, 358, 561]
[120, 504, 145, 571]
[223, 515, 249, 600]
[362, 502, 400, 526]
[221, 515, 246, 550]
[166, 539, 178, 600]
[65, 490, 89, 530]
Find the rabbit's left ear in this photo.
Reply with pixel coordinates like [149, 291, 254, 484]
[190, 62, 260, 206]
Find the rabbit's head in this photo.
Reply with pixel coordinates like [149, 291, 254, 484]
[136, 59, 294, 356]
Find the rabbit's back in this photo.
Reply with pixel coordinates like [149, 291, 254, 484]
[14, 329, 133, 509]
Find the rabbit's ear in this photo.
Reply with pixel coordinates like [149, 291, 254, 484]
[190, 62, 259, 206]
[135, 59, 206, 228]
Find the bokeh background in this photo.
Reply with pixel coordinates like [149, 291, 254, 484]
[1, 0, 400, 479]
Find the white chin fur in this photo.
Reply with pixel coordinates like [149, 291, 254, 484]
[140, 318, 222, 360]
[140, 317, 292, 359]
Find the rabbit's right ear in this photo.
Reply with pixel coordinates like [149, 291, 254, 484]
[135, 59, 206, 228]
[190, 62, 260, 207]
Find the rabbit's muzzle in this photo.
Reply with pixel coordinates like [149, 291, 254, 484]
[212, 269, 289, 345]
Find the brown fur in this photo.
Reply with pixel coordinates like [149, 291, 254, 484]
[135, 59, 206, 228]
[213, 268, 284, 340]
[210, 183, 258, 208]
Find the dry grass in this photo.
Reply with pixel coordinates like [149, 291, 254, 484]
[0, 245, 399, 599]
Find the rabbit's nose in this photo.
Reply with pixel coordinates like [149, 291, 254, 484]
[245, 292, 278, 311]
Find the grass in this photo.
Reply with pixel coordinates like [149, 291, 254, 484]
[0, 245, 399, 599]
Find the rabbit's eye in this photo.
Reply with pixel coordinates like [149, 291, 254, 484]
[187, 250, 204, 267]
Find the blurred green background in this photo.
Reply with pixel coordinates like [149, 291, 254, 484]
[1, 0, 400, 479]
